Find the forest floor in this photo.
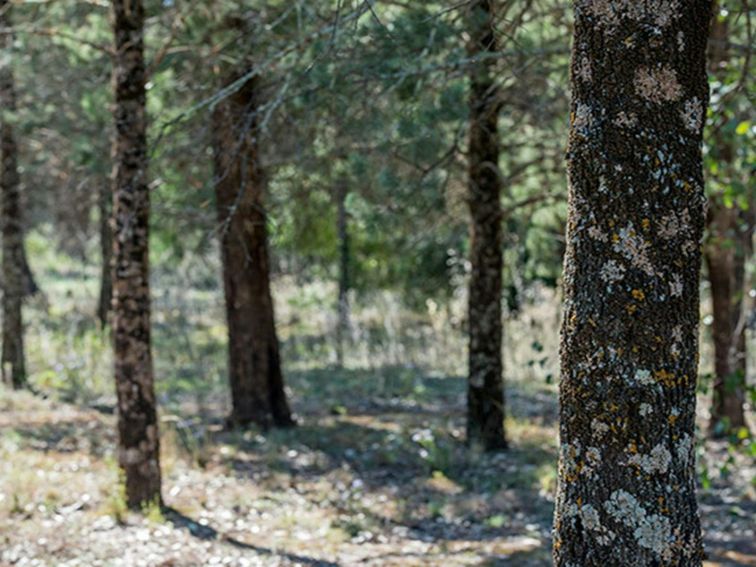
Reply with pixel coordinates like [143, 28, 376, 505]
[1, 368, 754, 566]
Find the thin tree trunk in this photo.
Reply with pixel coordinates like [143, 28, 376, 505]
[704, 9, 749, 435]
[553, 3, 711, 565]
[335, 178, 350, 368]
[98, 180, 113, 327]
[212, 72, 294, 429]
[19, 246, 38, 297]
[466, 0, 506, 452]
[111, 0, 161, 509]
[705, 225, 748, 433]
[0, 0, 26, 389]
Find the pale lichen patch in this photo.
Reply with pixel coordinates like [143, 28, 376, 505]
[669, 273, 683, 297]
[573, 102, 595, 136]
[676, 434, 694, 468]
[634, 514, 672, 558]
[634, 369, 654, 386]
[600, 259, 625, 283]
[680, 97, 703, 132]
[589, 226, 609, 243]
[635, 65, 682, 103]
[604, 490, 645, 526]
[613, 111, 638, 128]
[591, 418, 610, 438]
[604, 490, 673, 558]
[613, 223, 655, 276]
[581, 0, 680, 33]
[626, 443, 672, 474]
[639, 403, 653, 416]
[577, 55, 592, 83]
[584, 447, 602, 477]
[670, 324, 684, 358]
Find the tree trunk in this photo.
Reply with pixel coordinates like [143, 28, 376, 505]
[0, 0, 26, 389]
[466, 0, 506, 452]
[553, 3, 711, 565]
[111, 0, 161, 509]
[98, 180, 113, 327]
[20, 249, 38, 298]
[705, 206, 749, 434]
[212, 72, 294, 429]
[704, 9, 750, 436]
[335, 178, 350, 368]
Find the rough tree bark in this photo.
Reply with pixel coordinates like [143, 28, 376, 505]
[98, 181, 113, 327]
[466, 0, 506, 451]
[704, 9, 750, 435]
[553, 2, 711, 565]
[0, 0, 26, 389]
[111, 0, 161, 509]
[335, 177, 350, 368]
[212, 72, 294, 429]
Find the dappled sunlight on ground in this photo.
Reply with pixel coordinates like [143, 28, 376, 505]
[1, 371, 753, 566]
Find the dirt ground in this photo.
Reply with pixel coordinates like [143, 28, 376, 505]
[1, 371, 753, 566]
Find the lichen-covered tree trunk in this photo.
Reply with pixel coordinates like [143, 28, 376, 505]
[0, 0, 26, 389]
[554, 2, 711, 565]
[466, 0, 506, 451]
[704, 10, 749, 436]
[98, 181, 113, 327]
[111, 0, 161, 509]
[212, 73, 294, 429]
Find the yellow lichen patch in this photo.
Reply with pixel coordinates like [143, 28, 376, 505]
[668, 414, 678, 426]
[641, 218, 651, 230]
[626, 303, 638, 315]
[654, 369, 676, 387]
[631, 289, 645, 301]
[611, 233, 620, 243]
[628, 442, 638, 454]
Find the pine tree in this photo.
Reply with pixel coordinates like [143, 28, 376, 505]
[0, 0, 27, 389]
[466, 0, 506, 451]
[704, 7, 751, 436]
[111, 0, 161, 509]
[212, 72, 294, 428]
[553, 2, 712, 564]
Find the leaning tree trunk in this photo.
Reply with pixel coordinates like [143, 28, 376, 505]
[111, 0, 161, 509]
[704, 9, 749, 435]
[554, 3, 711, 565]
[466, 0, 506, 451]
[0, 0, 26, 389]
[98, 180, 113, 327]
[212, 72, 294, 429]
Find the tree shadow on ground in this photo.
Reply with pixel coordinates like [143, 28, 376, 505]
[286, 365, 558, 426]
[162, 506, 341, 566]
[215, 408, 556, 545]
[4, 416, 113, 457]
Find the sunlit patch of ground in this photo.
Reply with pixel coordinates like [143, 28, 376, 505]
[1, 373, 753, 566]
